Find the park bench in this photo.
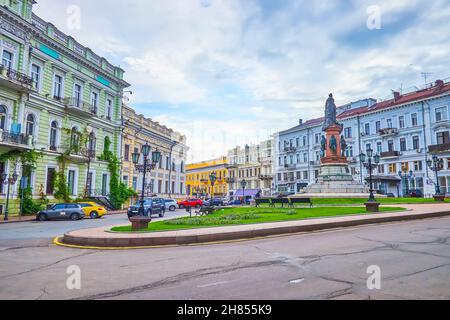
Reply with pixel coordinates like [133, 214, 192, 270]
[255, 198, 272, 207]
[288, 197, 313, 208]
[255, 197, 313, 208]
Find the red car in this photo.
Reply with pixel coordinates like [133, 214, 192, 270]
[178, 199, 203, 209]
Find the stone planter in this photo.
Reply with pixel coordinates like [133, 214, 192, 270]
[433, 195, 446, 202]
[365, 201, 380, 213]
[129, 216, 152, 231]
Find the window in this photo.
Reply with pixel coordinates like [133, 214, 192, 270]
[46, 168, 56, 195]
[53, 74, 63, 99]
[123, 176, 128, 186]
[435, 106, 448, 122]
[377, 142, 382, 154]
[414, 161, 423, 172]
[315, 133, 321, 145]
[25, 114, 35, 136]
[400, 138, 407, 151]
[73, 84, 82, 106]
[366, 143, 371, 152]
[401, 162, 409, 171]
[102, 174, 108, 196]
[0, 105, 7, 130]
[399, 116, 405, 129]
[49, 121, 58, 151]
[303, 171, 309, 180]
[91, 91, 98, 111]
[132, 177, 138, 191]
[166, 156, 170, 170]
[31, 64, 41, 91]
[88, 132, 96, 153]
[68, 170, 76, 195]
[364, 123, 370, 135]
[303, 153, 308, 163]
[296, 138, 299, 147]
[344, 127, 352, 138]
[411, 113, 418, 126]
[387, 119, 393, 128]
[124, 145, 130, 161]
[388, 163, 397, 174]
[388, 140, 394, 152]
[303, 136, 307, 146]
[375, 121, 381, 133]
[70, 127, 80, 150]
[437, 131, 450, 144]
[378, 165, 385, 174]
[2, 50, 13, 69]
[106, 98, 113, 120]
[412, 136, 420, 150]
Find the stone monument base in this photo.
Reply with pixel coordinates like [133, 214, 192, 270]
[296, 163, 369, 197]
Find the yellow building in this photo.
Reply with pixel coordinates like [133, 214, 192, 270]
[186, 157, 229, 198]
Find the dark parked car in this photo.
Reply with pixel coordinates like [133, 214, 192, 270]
[127, 198, 165, 218]
[36, 203, 85, 221]
[204, 198, 225, 206]
[408, 189, 424, 198]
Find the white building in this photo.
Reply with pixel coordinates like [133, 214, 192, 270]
[274, 80, 450, 197]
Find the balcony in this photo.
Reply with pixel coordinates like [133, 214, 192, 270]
[378, 128, 399, 137]
[259, 175, 273, 180]
[284, 146, 297, 153]
[63, 97, 98, 117]
[284, 164, 297, 170]
[225, 163, 238, 169]
[0, 130, 32, 150]
[0, 65, 34, 92]
[429, 143, 450, 154]
[225, 177, 235, 184]
[380, 151, 400, 159]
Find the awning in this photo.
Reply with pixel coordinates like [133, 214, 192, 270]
[365, 175, 401, 182]
[232, 189, 261, 197]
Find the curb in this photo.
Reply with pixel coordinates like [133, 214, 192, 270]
[59, 209, 450, 249]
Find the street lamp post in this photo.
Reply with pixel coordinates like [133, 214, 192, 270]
[427, 155, 444, 201]
[1, 170, 19, 221]
[132, 143, 162, 216]
[209, 171, 217, 199]
[359, 148, 381, 212]
[398, 169, 413, 197]
[240, 179, 247, 206]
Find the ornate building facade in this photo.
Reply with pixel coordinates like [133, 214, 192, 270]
[274, 80, 450, 198]
[0, 1, 129, 215]
[186, 157, 228, 198]
[121, 105, 188, 202]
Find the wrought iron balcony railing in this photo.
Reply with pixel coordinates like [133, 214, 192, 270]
[0, 130, 31, 147]
[259, 174, 273, 180]
[429, 143, 450, 153]
[0, 65, 34, 90]
[64, 97, 98, 116]
[380, 151, 400, 158]
[378, 128, 399, 136]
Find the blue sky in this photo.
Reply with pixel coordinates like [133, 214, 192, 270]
[34, 0, 450, 162]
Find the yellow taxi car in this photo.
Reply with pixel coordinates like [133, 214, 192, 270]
[78, 202, 107, 219]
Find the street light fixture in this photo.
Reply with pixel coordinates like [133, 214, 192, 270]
[398, 168, 414, 197]
[209, 171, 217, 198]
[1, 170, 19, 221]
[359, 148, 380, 211]
[240, 179, 247, 206]
[132, 143, 162, 216]
[427, 155, 444, 199]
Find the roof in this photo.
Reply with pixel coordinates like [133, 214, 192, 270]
[280, 80, 450, 134]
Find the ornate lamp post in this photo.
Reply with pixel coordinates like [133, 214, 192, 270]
[209, 171, 217, 198]
[398, 169, 413, 197]
[359, 148, 380, 212]
[1, 170, 19, 221]
[240, 179, 247, 206]
[132, 143, 162, 216]
[427, 155, 444, 201]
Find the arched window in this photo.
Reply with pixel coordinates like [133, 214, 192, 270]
[26, 114, 35, 136]
[88, 132, 96, 152]
[49, 121, 58, 150]
[0, 105, 7, 130]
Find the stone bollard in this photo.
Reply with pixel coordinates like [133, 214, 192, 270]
[365, 201, 380, 213]
[129, 216, 152, 232]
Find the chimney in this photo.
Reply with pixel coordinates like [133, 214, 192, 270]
[393, 91, 401, 102]
[299, 119, 303, 125]
[435, 80, 444, 91]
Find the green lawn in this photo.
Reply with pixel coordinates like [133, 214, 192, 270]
[111, 206, 406, 233]
[310, 198, 448, 205]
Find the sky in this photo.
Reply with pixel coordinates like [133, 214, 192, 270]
[33, 0, 450, 163]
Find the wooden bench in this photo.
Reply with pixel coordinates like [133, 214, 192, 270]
[254, 198, 313, 208]
[255, 198, 271, 207]
[288, 198, 313, 208]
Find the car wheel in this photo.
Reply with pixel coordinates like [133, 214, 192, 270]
[37, 213, 47, 221]
[90, 211, 99, 219]
[70, 213, 80, 221]
[169, 205, 176, 211]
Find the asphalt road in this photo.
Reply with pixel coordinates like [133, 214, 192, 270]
[1, 215, 450, 300]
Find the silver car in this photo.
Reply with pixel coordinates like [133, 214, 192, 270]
[37, 203, 85, 221]
[164, 199, 178, 211]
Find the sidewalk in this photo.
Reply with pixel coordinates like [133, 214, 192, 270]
[60, 203, 450, 248]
